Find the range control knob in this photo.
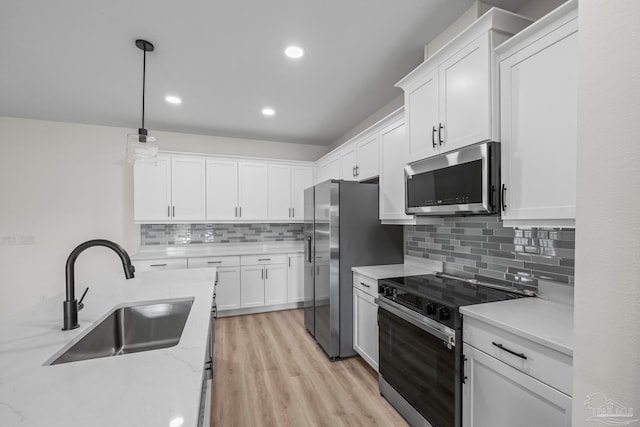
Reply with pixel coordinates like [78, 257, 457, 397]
[437, 307, 450, 321]
[425, 303, 437, 315]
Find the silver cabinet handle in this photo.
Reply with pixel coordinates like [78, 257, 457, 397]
[355, 165, 359, 177]
[265, 268, 268, 280]
[150, 263, 167, 267]
[172, 206, 175, 217]
[438, 122, 444, 145]
[292, 207, 294, 217]
[360, 282, 370, 288]
[167, 206, 171, 218]
[258, 258, 271, 261]
[235, 206, 238, 217]
[215, 271, 218, 283]
[207, 261, 222, 264]
[239, 206, 242, 217]
[261, 268, 264, 280]
[288, 257, 291, 267]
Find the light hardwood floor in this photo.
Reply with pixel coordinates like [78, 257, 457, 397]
[211, 309, 408, 427]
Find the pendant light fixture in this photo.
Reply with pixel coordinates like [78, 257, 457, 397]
[127, 39, 159, 165]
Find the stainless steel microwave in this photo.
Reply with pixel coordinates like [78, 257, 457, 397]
[405, 142, 500, 216]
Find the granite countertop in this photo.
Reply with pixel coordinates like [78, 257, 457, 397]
[460, 297, 574, 356]
[132, 241, 304, 260]
[351, 256, 443, 280]
[0, 269, 216, 427]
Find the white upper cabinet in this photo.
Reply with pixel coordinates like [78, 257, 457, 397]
[379, 118, 414, 223]
[340, 146, 357, 181]
[206, 159, 239, 221]
[268, 164, 293, 220]
[406, 69, 439, 156]
[396, 9, 532, 163]
[497, 1, 578, 227]
[134, 155, 171, 222]
[238, 162, 268, 220]
[355, 135, 380, 181]
[170, 157, 206, 221]
[268, 164, 313, 221]
[134, 155, 205, 223]
[291, 166, 313, 221]
[316, 155, 341, 183]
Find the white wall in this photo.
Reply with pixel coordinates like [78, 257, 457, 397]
[573, 0, 640, 423]
[0, 117, 324, 318]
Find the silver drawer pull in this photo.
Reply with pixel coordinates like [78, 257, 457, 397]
[258, 258, 271, 261]
[150, 264, 167, 267]
[207, 261, 222, 264]
[360, 282, 370, 288]
[492, 342, 527, 360]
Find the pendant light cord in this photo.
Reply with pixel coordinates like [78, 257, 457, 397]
[141, 47, 146, 131]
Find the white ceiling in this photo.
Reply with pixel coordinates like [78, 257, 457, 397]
[0, 0, 526, 146]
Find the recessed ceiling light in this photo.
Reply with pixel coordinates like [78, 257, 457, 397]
[165, 95, 182, 105]
[285, 46, 304, 59]
[261, 107, 276, 117]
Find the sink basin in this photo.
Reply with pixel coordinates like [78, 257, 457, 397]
[49, 297, 194, 365]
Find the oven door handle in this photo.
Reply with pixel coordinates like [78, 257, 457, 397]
[376, 297, 456, 347]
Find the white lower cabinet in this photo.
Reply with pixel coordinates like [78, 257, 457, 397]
[352, 272, 379, 371]
[215, 266, 241, 310]
[462, 316, 572, 427]
[463, 344, 571, 427]
[264, 264, 288, 305]
[287, 253, 304, 303]
[240, 265, 266, 308]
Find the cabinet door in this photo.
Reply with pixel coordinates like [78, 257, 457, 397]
[379, 120, 413, 221]
[287, 254, 304, 303]
[406, 68, 439, 157]
[215, 266, 241, 311]
[463, 344, 571, 427]
[133, 155, 171, 221]
[264, 264, 288, 305]
[206, 159, 239, 221]
[353, 287, 379, 371]
[268, 164, 292, 220]
[238, 162, 268, 220]
[240, 265, 265, 308]
[340, 147, 357, 181]
[171, 157, 206, 221]
[291, 167, 313, 221]
[356, 135, 379, 181]
[500, 21, 577, 223]
[439, 34, 491, 151]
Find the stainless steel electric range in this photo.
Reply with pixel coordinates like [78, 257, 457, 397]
[376, 272, 535, 427]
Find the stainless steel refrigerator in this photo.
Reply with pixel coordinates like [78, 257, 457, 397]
[303, 180, 403, 359]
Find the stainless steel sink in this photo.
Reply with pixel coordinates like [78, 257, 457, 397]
[49, 297, 194, 365]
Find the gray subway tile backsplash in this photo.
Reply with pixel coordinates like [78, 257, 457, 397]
[404, 215, 575, 291]
[141, 223, 304, 246]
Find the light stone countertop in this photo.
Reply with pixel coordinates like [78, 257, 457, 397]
[0, 269, 216, 427]
[132, 241, 304, 260]
[351, 256, 443, 280]
[460, 297, 574, 356]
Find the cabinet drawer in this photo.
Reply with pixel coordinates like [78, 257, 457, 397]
[463, 316, 572, 396]
[241, 254, 288, 266]
[353, 272, 378, 298]
[188, 256, 241, 269]
[133, 258, 188, 272]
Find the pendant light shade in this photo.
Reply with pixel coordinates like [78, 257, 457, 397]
[127, 39, 159, 165]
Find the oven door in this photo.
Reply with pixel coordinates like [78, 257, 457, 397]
[378, 297, 456, 427]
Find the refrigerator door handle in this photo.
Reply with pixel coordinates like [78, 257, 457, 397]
[305, 236, 312, 263]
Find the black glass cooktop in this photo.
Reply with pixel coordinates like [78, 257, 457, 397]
[378, 274, 526, 329]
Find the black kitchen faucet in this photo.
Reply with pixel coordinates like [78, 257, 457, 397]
[62, 239, 135, 330]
